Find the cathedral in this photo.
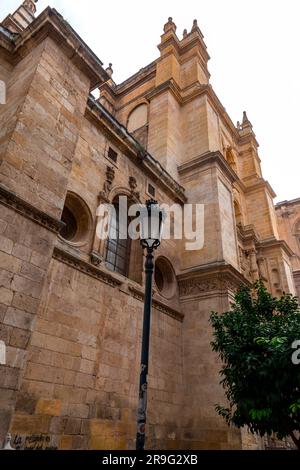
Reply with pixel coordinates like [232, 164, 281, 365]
[0, 0, 299, 450]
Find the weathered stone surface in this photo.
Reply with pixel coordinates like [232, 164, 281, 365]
[12, 293, 39, 315]
[0, 235, 14, 254]
[10, 414, 51, 434]
[36, 399, 62, 417]
[10, 328, 31, 349]
[0, 287, 13, 306]
[64, 418, 82, 435]
[12, 244, 32, 262]
[15, 393, 37, 415]
[0, 1, 297, 452]
[4, 307, 35, 331]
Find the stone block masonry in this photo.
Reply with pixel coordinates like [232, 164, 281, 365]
[0, 3, 298, 451]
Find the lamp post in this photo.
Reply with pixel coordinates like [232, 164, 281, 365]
[136, 200, 164, 451]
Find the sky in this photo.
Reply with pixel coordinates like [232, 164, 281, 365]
[1, 0, 300, 202]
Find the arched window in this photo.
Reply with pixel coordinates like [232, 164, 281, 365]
[105, 199, 131, 277]
[234, 200, 243, 226]
[60, 192, 92, 246]
[154, 257, 177, 299]
[127, 104, 148, 133]
[127, 104, 148, 148]
[105, 196, 143, 282]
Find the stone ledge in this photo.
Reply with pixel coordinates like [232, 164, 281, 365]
[257, 237, 295, 258]
[0, 184, 64, 234]
[243, 178, 277, 198]
[178, 262, 249, 299]
[52, 246, 184, 322]
[52, 246, 122, 288]
[178, 150, 237, 184]
[128, 285, 184, 323]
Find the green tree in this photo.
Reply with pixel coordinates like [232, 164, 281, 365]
[210, 281, 300, 450]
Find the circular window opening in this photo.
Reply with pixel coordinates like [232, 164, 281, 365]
[60, 206, 78, 241]
[154, 257, 176, 299]
[154, 264, 164, 292]
[59, 192, 91, 245]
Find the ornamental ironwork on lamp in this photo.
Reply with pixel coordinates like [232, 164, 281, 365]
[139, 199, 165, 251]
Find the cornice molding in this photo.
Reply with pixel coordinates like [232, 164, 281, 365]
[237, 223, 260, 244]
[53, 246, 122, 288]
[178, 150, 237, 184]
[5, 7, 109, 88]
[128, 285, 184, 323]
[257, 238, 295, 258]
[180, 35, 210, 64]
[178, 262, 249, 299]
[115, 61, 157, 95]
[276, 197, 300, 209]
[293, 269, 300, 279]
[238, 131, 259, 149]
[145, 79, 182, 104]
[0, 184, 64, 234]
[244, 178, 277, 198]
[0, 26, 17, 52]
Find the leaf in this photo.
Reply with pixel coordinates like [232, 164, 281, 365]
[210, 281, 300, 444]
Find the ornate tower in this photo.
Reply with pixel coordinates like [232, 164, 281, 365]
[2, 1, 39, 33]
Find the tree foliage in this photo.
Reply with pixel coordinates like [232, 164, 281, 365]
[210, 281, 300, 449]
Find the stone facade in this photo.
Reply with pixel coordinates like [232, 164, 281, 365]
[0, 2, 298, 450]
[276, 198, 300, 300]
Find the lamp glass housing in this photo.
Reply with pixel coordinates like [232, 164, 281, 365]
[140, 200, 165, 249]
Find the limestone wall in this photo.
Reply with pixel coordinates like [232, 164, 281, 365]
[9, 257, 184, 450]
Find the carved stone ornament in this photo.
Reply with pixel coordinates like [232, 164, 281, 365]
[23, 0, 38, 14]
[257, 257, 268, 281]
[129, 176, 140, 200]
[178, 276, 239, 298]
[90, 251, 103, 267]
[99, 166, 115, 202]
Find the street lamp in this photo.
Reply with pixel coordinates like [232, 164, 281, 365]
[136, 199, 165, 451]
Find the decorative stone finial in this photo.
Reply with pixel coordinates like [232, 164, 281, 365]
[2, 433, 15, 450]
[242, 110, 253, 129]
[106, 63, 113, 78]
[183, 29, 188, 38]
[192, 19, 198, 31]
[23, 0, 38, 14]
[163, 17, 177, 33]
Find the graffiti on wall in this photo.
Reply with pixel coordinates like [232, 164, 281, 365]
[13, 434, 58, 450]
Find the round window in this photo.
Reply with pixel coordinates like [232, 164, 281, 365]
[154, 257, 176, 299]
[59, 192, 91, 245]
[154, 264, 164, 292]
[60, 206, 78, 241]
